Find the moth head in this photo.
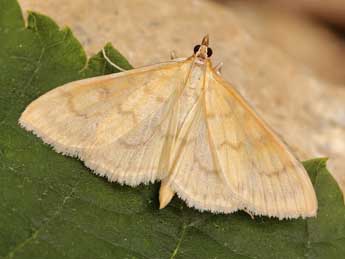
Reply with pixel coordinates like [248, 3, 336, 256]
[193, 35, 213, 62]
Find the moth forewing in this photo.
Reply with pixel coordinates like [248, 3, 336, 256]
[19, 59, 192, 184]
[204, 66, 317, 218]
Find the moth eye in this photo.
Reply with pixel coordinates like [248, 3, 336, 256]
[193, 45, 201, 54]
[207, 47, 213, 57]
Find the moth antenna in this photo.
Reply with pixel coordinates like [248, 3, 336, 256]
[102, 48, 127, 72]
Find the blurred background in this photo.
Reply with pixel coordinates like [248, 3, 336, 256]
[18, 0, 345, 195]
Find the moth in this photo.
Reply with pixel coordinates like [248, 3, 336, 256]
[19, 35, 317, 219]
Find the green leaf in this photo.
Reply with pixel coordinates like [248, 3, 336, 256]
[1, 1, 344, 258]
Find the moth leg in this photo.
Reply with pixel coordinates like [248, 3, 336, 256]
[102, 48, 127, 72]
[170, 50, 177, 60]
[213, 62, 223, 75]
[159, 178, 175, 209]
[243, 208, 255, 220]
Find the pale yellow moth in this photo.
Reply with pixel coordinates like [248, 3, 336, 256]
[19, 36, 317, 219]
